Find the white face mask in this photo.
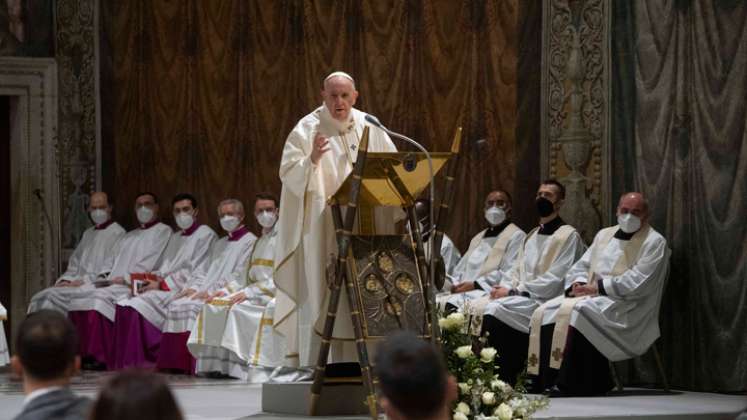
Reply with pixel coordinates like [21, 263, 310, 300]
[484, 206, 506, 226]
[90, 209, 108, 225]
[618, 213, 641, 233]
[175, 213, 194, 230]
[256, 210, 277, 229]
[136, 206, 154, 224]
[220, 215, 240, 233]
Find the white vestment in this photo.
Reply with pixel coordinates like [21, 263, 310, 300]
[535, 225, 670, 361]
[116, 224, 217, 328]
[274, 105, 398, 367]
[424, 233, 462, 279]
[189, 226, 286, 380]
[27, 222, 126, 314]
[67, 222, 172, 321]
[438, 223, 526, 309]
[0, 304, 8, 366]
[481, 223, 586, 333]
[161, 229, 257, 334]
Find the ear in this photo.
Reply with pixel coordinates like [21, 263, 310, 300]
[445, 375, 458, 404]
[351, 89, 359, 105]
[193, 208, 199, 218]
[10, 356, 23, 378]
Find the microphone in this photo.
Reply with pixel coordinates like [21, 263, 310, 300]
[33, 188, 61, 280]
[365, 113, 438, 311]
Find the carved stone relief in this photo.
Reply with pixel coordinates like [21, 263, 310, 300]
[541, 0, 610, 243]
[56, 0, 99, 250]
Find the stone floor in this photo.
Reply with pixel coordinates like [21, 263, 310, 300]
[0, 369, 745, 420]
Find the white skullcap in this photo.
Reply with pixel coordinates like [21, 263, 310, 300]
[324, 71, 355, 87]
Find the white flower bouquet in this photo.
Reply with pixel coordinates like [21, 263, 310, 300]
[439, 311, 548, 419]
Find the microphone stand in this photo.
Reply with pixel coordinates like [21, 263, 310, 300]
[33, 189, 60, 281]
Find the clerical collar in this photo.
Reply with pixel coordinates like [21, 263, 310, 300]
[95, 220, 114, 230]
[181, 221, 200, 237]
[538, 216, 564, 235]
[140, 220, 159, 230]
[228, 225, 249, 241]
[484, 220, 511, 238]
[614, 228, 635, 240]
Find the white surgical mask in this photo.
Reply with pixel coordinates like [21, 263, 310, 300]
[256, 210, 277, 228]
[136, 206, 154, 224]
[618, 213, 641, 233]
[220, 215, 240, 233]
[90, 209, 108, 225]
[484, 206, 506, 226]
[175, 213, 194, 230]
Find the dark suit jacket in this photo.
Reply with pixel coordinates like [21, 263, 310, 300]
[13, 388, 91, 420]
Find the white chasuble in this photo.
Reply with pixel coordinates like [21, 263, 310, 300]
[189, 226, 286, 380]
[117, 224, 217, 328]
[28, 221, 126, 314]
[274, 105, 400, 367]
[67, 222, 172, 321]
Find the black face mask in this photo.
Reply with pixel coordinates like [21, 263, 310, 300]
[536, 197, 555, 217]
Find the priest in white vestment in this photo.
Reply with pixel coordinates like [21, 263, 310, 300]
[67, 192, 172, 369]
[189, 193, 285, 380]
[274, 71, 399, 367]
[0, 303, 8, 366]
[156, 198, 256, 374]
[526, 192, 670, 396]
[478, 180, 586, 385]
[28, 192, 125, 315]
[436, 190, 525, 310]
[111, 193, 217, 369]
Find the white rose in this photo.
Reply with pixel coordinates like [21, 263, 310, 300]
[453, 412, 469, 420]
[447, 311, 466, 326]
[491, 379, 510, 393]
[458, 382, 471, 395]
[480, 347, 498, 363]
[456, 402, 471, 415]
[482, 391, 497, 406]
[494, 403, 513, 420]
[455, 345, 473, 359]
[438, 317, 451, 329]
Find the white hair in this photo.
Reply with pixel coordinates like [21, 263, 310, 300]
[217, 198, 244, 216]
[323, 71, 356, 89]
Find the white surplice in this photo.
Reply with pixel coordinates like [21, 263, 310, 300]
[116, 224, 217, 328]
[161, 228, 257, 334]
[0, 304, 8, 366]
[67, 222, 173, 321]
[438, 223, 526, 309]
[189, 226, 285, 380]
[274, 105, 399, 367]
[481, 223, 586, 333]
[424, 233, 462, 279]
[27, 221, 126, 314]
[536, 225, 670, 361]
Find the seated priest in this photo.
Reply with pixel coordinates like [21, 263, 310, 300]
[188, 193, 284, 380]
[111, 193, 217, 369]
[526, 192, 670, 396]
[437, 190, 525, 310]
[0, 303, 7, 366]
[156, 198, 257, 374]
[67, 192, 172, 369]
[412, 198, 462, 278]
[478, 180, 586, 385]
[28, 192, 125, 315]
